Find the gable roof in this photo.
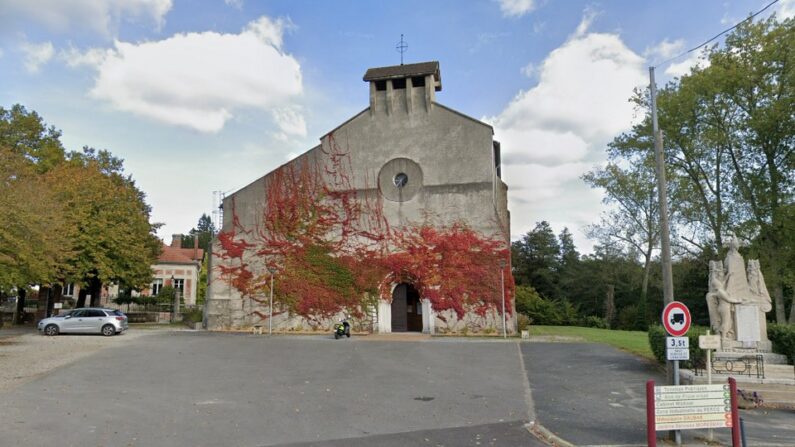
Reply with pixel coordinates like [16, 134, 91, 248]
[157, 244, 204, 265]
[363, 61, 441, 89]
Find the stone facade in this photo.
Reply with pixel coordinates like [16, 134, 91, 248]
[206, 61, 513, 334]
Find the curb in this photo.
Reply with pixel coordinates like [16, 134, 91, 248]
[527, 421, 577, 447]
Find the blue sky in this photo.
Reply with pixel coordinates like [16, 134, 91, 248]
[1, 0, 792, 252]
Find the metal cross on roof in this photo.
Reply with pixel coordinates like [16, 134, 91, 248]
[395, 34, 408, 65]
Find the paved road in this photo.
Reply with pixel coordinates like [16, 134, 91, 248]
[521, 342, 795, 446]
[0, 332, 545, 447]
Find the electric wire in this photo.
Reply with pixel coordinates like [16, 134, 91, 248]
[653, 0, 780, 68]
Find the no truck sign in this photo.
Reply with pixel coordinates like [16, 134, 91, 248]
[662, 301, 691, 337]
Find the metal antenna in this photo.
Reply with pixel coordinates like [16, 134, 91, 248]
[396, 34, 408, 65]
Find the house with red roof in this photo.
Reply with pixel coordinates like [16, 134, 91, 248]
[144, 234, 205, 307]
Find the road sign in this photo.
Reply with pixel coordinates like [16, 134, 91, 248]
[662, 301, 691, 336]
[652, 384, 732, 430]
[699, 334, 721, 350]
[666, 336, 690, 361]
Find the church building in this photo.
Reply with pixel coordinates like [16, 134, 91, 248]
[205, 61, 514, 334]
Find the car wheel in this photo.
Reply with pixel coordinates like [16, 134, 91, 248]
[101, 324, 116, 337]
[44, 324, 59, 336]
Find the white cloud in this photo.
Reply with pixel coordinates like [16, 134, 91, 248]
[498, 0, 536, 18]
[0, 0, 172, 36]
[664, 50, 710, 77]
[0, 48, 4, 58]
[644, 38, 685, 62]
[68, 16, 304, 133]
[520, 61, 536, 77]
[488, 12, 647, 250]
[778, 0, 795, 19]
[271, 107, 307, 141]
[224, 0, 243, 9]
[20, 40, 54, 73]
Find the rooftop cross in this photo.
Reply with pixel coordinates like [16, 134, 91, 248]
[395, 34, 408, 65]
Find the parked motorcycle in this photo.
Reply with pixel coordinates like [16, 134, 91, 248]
[333, 318, 351, 339]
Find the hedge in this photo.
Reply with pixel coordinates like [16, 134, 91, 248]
[650, 323, 795, 366]
[648, 325, 708, 369]
[768, 324, 795, 364]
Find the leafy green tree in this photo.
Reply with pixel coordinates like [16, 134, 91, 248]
[1, 104, 161, 315]
[583, 155, 661, 328]
[0, 104, 65, 171]
[181, 213, 216, 252]
[58, 149, 161, 307]
[512, 221, 561, 300]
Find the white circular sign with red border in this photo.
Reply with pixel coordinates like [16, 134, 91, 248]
[662, 301, 691, 336]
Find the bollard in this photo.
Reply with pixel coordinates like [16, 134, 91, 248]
[740, 417, 747, 447]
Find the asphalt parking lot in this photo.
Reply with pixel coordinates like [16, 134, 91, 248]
[0, 331, 543, 447]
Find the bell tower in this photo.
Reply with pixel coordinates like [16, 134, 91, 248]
[363, 61, 442, 116]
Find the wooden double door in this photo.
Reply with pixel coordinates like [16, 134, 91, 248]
[391, 283, 423, 332]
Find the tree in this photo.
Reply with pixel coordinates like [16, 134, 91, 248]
[583, 154, 661, 328]
[1, 104, 161, 317]
[181, 213, 216, 252]
[598, 16, 795, 324]
[57, 149, 161, 307]
[512, 221, 561, 300]
[0, 104, 65, 171]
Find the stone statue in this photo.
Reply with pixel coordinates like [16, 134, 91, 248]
[705, 233, 772, 352]
[706, 260, 740, 339]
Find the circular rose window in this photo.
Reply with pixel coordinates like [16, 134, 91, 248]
[378, 158, 422, 202]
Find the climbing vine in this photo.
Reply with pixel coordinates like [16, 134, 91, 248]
[214, 132, 512, 324]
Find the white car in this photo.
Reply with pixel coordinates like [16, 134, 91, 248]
[37, 308, 128, 336]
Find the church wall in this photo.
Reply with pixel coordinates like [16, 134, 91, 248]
[209, 87, 513, 334]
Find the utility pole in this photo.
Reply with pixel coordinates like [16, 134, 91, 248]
[649, 66, 679, 446]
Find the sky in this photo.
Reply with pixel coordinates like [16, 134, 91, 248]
[1, 0, 792, 252]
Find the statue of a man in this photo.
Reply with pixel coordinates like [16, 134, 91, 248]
[706, 260, 741, 339]
[747, 259, 772, 342]
[723, 233, 752, 299]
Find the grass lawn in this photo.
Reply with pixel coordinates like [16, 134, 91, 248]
[528, 325, 654, 361]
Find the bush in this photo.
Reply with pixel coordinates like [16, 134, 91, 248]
[113, 295, 135, 306]
[133, 296, 157, 307]
[583, 315, 608, 329]
[183, 307, 203, 324]
[616, 305, 641, 330]
[515, 285, 579, 326]
[156, 286, 177, 304]
[648, 324, 708, 368]
[516, 314, 531, 332]
[768, 324, 795, 364]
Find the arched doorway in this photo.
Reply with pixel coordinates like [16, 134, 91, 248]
[391, 283, 422, 332]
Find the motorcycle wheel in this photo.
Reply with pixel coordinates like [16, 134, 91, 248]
[334, 332, 341, 339]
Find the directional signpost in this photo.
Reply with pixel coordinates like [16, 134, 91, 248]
[647, 378, 741, 446]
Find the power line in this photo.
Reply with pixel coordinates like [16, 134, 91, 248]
[653, 0, 780, 68]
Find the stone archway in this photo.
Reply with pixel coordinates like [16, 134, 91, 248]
[391, 283, 423, 332]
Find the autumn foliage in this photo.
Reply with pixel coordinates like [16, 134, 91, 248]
[215, 133, 512, 323]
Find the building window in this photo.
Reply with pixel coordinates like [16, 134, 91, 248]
[411, 76, 426, 87]
[152, 278, 163, 296]
[375, 80, 387, 91]
[392, 78, 406, 89]
[63, 283, 74, 297]
[394, 172, 408, 189]
[173, 279, 184, 296]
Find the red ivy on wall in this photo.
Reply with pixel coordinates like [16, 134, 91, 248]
[214, 133, 512, 322]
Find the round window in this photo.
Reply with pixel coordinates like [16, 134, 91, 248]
[378, 158, 422, 202]
[394, 173, 408, 188]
